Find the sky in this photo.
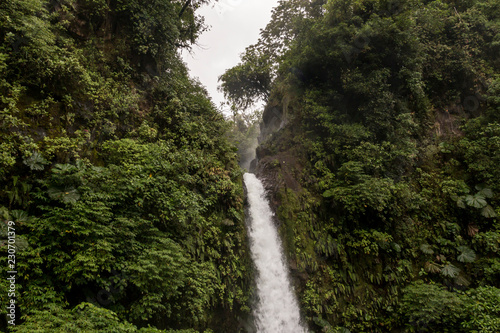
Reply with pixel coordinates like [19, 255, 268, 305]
[182, 0, 280, 115]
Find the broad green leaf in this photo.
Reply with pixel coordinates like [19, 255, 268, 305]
[323, 189, 335, 198]
[475, 184, 494, 198]
[424, 261, 441, 273]
[23, 151, 48, 170]
[481, 205, 497, 218]
[441, 263, 460, 278]
[391, 242, 401, 253]
[479, 188, 494, 198]
[48, 186, 81, 203]
[457, 246, 476, 263]
[10, 210, 30, 223]
[465, 194, 487, 208]
[456, 197, 466, 208]
[420, 244, 434, 255]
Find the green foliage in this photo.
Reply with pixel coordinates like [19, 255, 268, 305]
[12, 139, 249, 328]
[218, 0, 326, 111]
[12, 303, 139, 333]
[460, 121, 500, 190]
[227, 0, 500, 331]
[218, 46, 272, 110]
[457, 245, 476, 263]
[420, 244, 434, 255]
[461, 287, 500, 333]
[400, 281, 461, 331]
[23, 151, 48, 171]
[3, 0, 500, 332]
[0, 0, 250, 331]
[323, 169, 395, 218]
[440, 263, 461, 278]
[400, 283, 500, 333]
[12, 302, 208, 332]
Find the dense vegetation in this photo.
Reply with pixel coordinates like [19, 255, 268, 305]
[0, 0, 252, 332]
[2, 0, 499, 332]
[221, 0, 500, 332]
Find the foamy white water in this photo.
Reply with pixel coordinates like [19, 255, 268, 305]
[244, 173, 308, 333]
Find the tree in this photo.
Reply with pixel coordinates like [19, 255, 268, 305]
[218, 45, 272, 109]
[218, 0, 327, 110]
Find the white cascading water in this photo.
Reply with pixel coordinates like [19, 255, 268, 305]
[244, 173, 308, 333]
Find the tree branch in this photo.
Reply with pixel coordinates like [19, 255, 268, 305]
[179, 0, 191, 17]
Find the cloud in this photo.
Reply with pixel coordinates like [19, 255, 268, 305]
[182, 0, 279, 114]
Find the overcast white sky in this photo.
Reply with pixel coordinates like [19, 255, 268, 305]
[182, 0, 280, 115]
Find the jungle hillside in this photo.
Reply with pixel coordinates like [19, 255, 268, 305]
[220, 0, 500, 332]
[1, 0, 252, 332]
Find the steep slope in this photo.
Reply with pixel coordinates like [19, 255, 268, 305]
[0, 1, 251, 332]
[222, 0, 500, 332]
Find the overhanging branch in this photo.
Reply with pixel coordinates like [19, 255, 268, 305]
[179, 0, 191, 17]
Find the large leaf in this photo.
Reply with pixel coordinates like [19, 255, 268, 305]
[23, 151, 48, 171]
[465, 193, 487, 208]
[456, 197, 466, 208]
[457, 246, 476, 263]
[424, 261, 441, 273]
[481, 205, 497, 218]
[476, 185, 494, 198]
[467, 224, 479, 236]
[52, 163, 78, 175]
[441, 263, 460, 278]
[323, 189, 335, 198]
[48, 186, 81, 203]
[420, 244, 434, 255]
[10, 210, 30, 223]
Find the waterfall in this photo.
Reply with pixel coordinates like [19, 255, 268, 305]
[244, 173, 308, 333]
